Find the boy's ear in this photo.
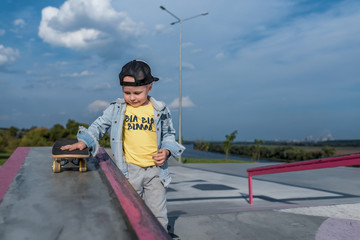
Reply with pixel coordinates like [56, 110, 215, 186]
[147, 83, 153, 92]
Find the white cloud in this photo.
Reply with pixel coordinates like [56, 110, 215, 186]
[216, 52, 225, 59]
[219, 1, 360, 90]
[236, 2, 360, 66]
[93, 82, 112, 90]
[192, 48, 203, 54]
[137, 44, 148, 49]
[0, 45, 19, 66]
[153, 23, 173, 35]
[159, 76, 174, 83]
[61, 70, 94, 77]
[182, 62, 195, 70]
[88, 100, 110, 113]
[13, 19, 25, 28]
[182, 42, 193, 48]
[38, 0, 144, 52]
[168, 96, 195, 109]
[154, 24, 165, 33]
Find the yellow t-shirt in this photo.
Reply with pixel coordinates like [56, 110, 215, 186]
[123, 102, 157, 167]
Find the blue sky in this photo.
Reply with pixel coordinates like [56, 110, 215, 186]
[1, 0, 360, 142]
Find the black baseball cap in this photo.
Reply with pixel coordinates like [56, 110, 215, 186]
[119, 60, 159, 86]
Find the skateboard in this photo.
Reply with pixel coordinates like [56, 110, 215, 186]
[51, 138, 89, 173]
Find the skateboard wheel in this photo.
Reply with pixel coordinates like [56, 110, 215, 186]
[52, 160, 61, 173]
[79, 159, 87, 172]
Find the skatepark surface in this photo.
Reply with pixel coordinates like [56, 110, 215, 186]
[1, 146, 360, 240]
[165, 157, 360, 240]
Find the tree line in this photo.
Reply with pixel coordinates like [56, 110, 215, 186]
[0, 125, 353, 164]
[205, 143, 336, 162]
[194, 130, 338, 162]
[0, 120, 110, 153]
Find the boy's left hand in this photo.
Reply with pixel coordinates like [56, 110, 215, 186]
[152, 149, 170, 166]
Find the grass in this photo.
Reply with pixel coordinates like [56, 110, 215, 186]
[0, 152, 13, 166]
[290, 146, 360, 156]
[182, 158, 255, 164]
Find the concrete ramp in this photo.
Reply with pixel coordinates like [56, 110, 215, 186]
[0, 147, 170, 240]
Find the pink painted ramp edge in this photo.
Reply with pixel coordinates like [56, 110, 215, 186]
[0, 147, 31, 202]
[96, 148, 171, 240]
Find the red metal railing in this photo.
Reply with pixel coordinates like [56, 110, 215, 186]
[246, 153, 360, 204]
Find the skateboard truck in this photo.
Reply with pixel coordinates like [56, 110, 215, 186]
[51, 138, 90, 173]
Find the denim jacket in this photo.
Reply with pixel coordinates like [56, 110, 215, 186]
[77, 96, 185, 187]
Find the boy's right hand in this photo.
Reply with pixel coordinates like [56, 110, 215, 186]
[60, 141, 87, 151]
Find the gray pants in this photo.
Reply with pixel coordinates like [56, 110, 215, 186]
[127, 163, 168, 229]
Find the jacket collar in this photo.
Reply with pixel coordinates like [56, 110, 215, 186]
[149, 96, 165, 111]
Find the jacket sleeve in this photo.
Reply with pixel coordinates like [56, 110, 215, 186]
[77, 104, 114, 156]
[159, 106, 185, 158]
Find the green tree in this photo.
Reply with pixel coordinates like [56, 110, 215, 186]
[0, 132, 8, 151]
[49, 124, 69, 141]
[9, 126, 19, 137]
[66, 119, 89, 137]
[177, 136, 184, 144]
[19, 128, 51, 146]
[224, 130, 238, 161]
[202, 141, 210, 152]
[321, 146, 336, 157]
[194, 138, 210, 151]
[253, 139, 264, 161]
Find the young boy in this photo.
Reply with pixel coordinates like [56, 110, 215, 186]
[61, 60, 185, 230]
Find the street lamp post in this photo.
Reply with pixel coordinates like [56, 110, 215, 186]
[160, 6, 208, 163]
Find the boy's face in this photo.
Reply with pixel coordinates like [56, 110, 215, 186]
[122, 76, 152, 107]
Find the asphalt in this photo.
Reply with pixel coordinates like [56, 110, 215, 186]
[1, 147, 360, 240]
[0, 147, 135, 240]
[165, 157, 360, 240]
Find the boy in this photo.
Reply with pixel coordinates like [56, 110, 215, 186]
[61, 60, 185, 230]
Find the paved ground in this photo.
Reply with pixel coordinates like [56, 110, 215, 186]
[1, 147, 359, 240]
[0, 147, 135, 240]
[165, 157, 360, 240]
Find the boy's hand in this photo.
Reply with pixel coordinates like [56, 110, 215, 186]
[60, 141, 87, 151]
[152, 149, 170, 166]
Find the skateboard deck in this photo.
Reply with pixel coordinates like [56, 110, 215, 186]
[51, 138, 90, 173]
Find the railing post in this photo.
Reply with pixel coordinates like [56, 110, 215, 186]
[248, 175, 253, 204]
